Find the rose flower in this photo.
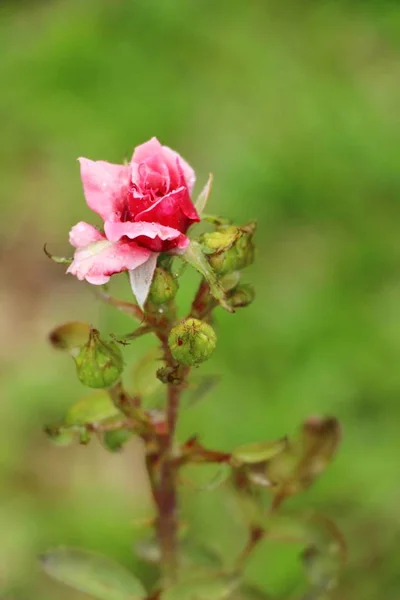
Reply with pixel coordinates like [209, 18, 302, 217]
[67, 137, 199, 306]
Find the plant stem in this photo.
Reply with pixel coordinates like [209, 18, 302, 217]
[156, 382, 181, 583]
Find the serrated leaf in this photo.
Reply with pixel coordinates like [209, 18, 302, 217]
[181, 241, 233, 313]
[65, 390, 122, 426]
[49, 322, 90, 356]
[232, 438, 288, 465]
[40, 548, 146, 600]
[163, 573, 240, 600]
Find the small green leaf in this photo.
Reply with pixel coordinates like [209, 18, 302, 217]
[232, 438, 288, 465]
[182, 463, 231, 491]
[103, 429, 132, 452]
[65, 390, 122, 426]
[163, 573, 240, 600]
[44, 425, 77, 447]
[40, 547, 147, 600]
[49, 322, 90, 356]
[258, 417, 341, 502]
[181, 241, 233, 313]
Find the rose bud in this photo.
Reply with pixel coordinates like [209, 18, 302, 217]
[228, 283, 255, 308]
[148, 266, 178, 305]
[201, 222, 256, 276]
[75, 328, 124, 388]
[168, 318, 217, 366]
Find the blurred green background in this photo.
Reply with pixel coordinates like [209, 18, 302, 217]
[1, 0, 400, 598]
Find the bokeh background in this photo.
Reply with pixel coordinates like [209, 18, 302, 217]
[1, 1, 400, 598]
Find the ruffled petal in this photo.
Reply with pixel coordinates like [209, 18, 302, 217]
[104, 219, 189, 254]
[69, 221, 104, 248]
[161, 145, 196, 193]
[131, 137, 163, 164]
[131, 137, 196, 194]
[79, 158, 131, 221]
[135, 187, 199, 231]
[67, 238, 151, 285]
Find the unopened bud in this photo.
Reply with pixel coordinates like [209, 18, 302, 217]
[75, 328, 124, 388]
[228, 283, 255, 308]
[201, 223, 256, 276]
[148, 267, 178, 305]
[168, 318, 217, 366]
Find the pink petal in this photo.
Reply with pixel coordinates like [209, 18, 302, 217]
[135, 187, 199, 231]
[69, 222, 105, 248]
[104, 220, 183, 243]
[131, 137, 196, 194]
[79, 157, 131, 222]
[67, 238, 151, 285]
[104, 219, 189, 253]
[131, 137, 163, 164]
[162, 145, 196, 194]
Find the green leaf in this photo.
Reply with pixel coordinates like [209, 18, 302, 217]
[65, 390, 122, 426]
[259, 417, 341, 502]
[163, 573, 240, 600]
[181, 241, 233, 313]
[232, 438, 288, 465]
[49, 321, 90, 356]
[182, 463, 231, 491]
[40, 548, 147, 600]
[103, 429, 132, 452]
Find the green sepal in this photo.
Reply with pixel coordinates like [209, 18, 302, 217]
[44, 243, 73, 264]
[180, 241, 233, 312]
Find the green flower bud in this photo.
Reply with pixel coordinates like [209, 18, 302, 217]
[74, 328, 124, 388]
[168, 318, 217, 366]
[228, 283, 255, 308]
[201, 223, 256, 276]
[148, 267, 178, 305]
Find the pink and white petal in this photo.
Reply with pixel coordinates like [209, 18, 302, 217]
[104, 220, 184, 244]
[128, 252, 159, 309]
[131, 137, 163, 165]
[69, 221, 105, 248]
[66, 239, 151, 285]
[161, 145, 196, 193]
[79, 157, 131, 221]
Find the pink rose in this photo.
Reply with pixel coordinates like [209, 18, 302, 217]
[67, 137, 199, 306]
